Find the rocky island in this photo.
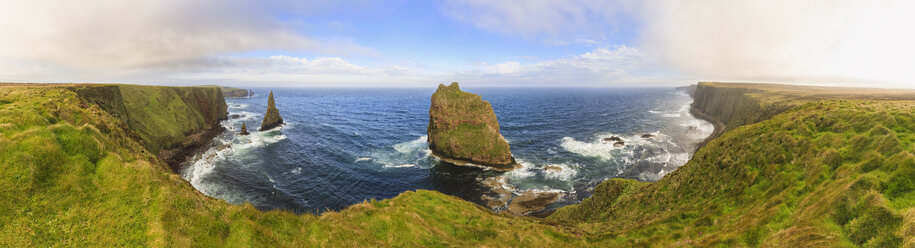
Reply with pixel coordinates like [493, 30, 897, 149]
[427, 82, 520, 171]
[259, 91, 284, 131]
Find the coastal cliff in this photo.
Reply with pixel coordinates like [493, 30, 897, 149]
[220, 86, 253, 98]
[70, 84, 227, 171]
[4, 82, 915, 246]
[427, 82, 519, 171]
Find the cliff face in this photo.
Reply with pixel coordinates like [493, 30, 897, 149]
[427, 82, 518, 171]
[259, 91, 284, 131]
[71, 84, 228, 171]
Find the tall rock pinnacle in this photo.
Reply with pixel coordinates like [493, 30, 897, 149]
[239, 122, 250, 135]
[259, 91, 284, 131]
[427, 82, 519, 171]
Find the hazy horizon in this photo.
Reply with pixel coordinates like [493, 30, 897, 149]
[1, 1, 913, 89]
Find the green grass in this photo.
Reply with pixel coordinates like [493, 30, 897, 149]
[2, 83, 915, 247]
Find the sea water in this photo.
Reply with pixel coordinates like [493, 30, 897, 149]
[181, 87, 714, 214]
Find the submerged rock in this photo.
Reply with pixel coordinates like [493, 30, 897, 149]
[602, 136, 622, 142]
[543, 165, 562, 173]
[239, 122, 250, 135]
[259, 91, 284, 131]
[614, 141, 625, 148]
[641, 133, 656, 139]
[427, 82, 519, 171]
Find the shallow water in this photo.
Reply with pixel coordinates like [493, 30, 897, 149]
[181, 87, 713, 214]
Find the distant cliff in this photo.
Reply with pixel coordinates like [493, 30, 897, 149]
[220, 86, 253, 98]
[71, 84, 227, 171]
[427, 82, 518, 171]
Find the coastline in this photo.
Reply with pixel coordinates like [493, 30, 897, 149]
[689, 103, 725, 151]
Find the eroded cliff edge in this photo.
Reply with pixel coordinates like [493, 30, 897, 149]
[70, 84, 228, 172]
[427, 82, 520, 171]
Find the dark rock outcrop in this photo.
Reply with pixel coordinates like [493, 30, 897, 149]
[602, 136, 622, 142]
[239, 122, 250, 135]
[507, 190, 563, 216]
[427, 82, 519, 171]
[259, 91, 284, 131]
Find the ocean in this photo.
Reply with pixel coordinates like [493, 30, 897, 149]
[180, 87, 714, 214]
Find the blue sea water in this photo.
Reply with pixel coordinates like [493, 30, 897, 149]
[181, 87, 713, 214]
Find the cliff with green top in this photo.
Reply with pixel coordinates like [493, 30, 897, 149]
[427, 82, 518, 171]
[3, 82, 915, 247]
[69, 84, 227, 171]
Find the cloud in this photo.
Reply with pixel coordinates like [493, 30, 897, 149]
[168, 55, 440, 87]
[444, 0, 915, 87]
[453, 45, 684, 87]
[640, 0, 915, 87]
[0, 0, 371, 71]
[442, 0, 636, 44]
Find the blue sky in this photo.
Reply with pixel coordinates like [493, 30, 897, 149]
[0, 0, 913, 88]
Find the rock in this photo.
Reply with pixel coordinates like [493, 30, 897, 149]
[239, 122, 250, 135]
[544, 165, 562, 173]
[230, 114, 243, 119]
[614, 141, 625, 148]
[478, 176, 515, 209]
[259, 91, 284, 131]
[427, 82, 519, 171]
[641, 133, 656, 138]
[602, 136, 622, 142]
[507, 190, 563, 216]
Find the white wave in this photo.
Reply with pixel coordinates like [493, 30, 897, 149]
[393, 135, 428, 154]
[236, 134, 286, 151]
[368, 136, 432, 169]
[228, 104, 248, 109]
[542, 163, 579, 181]
[506, 159, 536, 179]
[290, 167, 302, 175]
[384, 164, 416, 168]
[559, 136, 620, 160]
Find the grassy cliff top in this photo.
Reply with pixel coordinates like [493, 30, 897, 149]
[427, 82, 516, 169]
[3, 82, 915, 246]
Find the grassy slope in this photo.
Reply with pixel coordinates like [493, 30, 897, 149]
[551, 83, 915, 247]
[0, 85, 581, 247]
[3, 82, 915, 247]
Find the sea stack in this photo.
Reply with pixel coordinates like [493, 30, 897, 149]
[259, 91, 284, 131]
[427, 82, 519, 171]
[239, 122, 250, 135]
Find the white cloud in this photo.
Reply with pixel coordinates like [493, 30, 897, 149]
[442, 0, 635, 44]
[453, 45, 685, 87]
[444, 0, 915, 87]
[640, 0, 915, 87]
[0, 0, 371, 71]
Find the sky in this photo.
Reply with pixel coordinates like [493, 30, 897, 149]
[0, 0, 913, 88]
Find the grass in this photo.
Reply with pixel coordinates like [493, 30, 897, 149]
[2, 82, 915, 247]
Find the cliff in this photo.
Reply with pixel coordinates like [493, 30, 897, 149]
[5, 82, 915, 247]
[427, 82, 519, 171]
[259, 91, 283, 131]
[219, 86, 253, 98]
[550, 82, 915, 246]
[70, 84, 227, 171]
